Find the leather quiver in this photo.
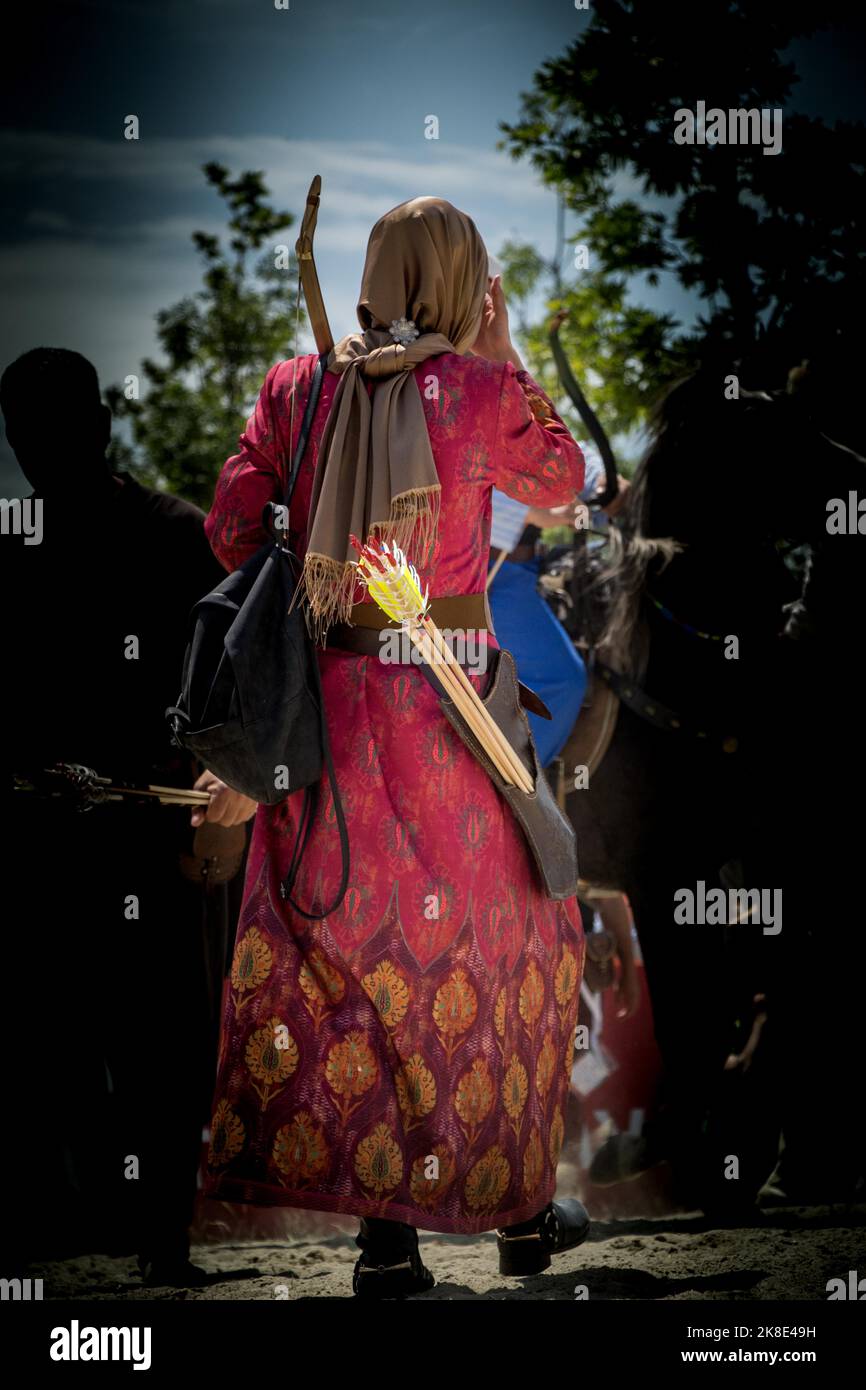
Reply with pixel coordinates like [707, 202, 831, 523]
[437, 647, 579, 901]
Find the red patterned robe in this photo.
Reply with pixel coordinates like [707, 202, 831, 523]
[203, 351, 586, 1232]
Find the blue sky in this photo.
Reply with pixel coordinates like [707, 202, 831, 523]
[1, 0, 864, 493]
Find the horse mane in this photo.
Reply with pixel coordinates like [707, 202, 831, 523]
[598, 345, 866, 679]
[597, 360, 817, 678]
[598, 375, 689, 680]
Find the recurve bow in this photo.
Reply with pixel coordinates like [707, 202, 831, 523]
[295, 175, 334, 355]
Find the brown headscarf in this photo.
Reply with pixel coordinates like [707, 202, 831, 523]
[300, 196, 488, 635]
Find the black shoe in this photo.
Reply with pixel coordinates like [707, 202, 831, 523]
[352, 1248, 435, 1299]
[352, 1217, 435, 1299]
[496, 1199, 590, 1276]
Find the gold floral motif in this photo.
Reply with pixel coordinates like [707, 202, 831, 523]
[454, 1056, 495, 1149]
[230, 927, 272, 1017]
[395, 1052, 437, 1132]
[523, 1125, 544, 1197]
[503, 1053, 529, 1140]
[432, 967, 477, 1062]
[354, 1122, 404, 1202]
[518, 959, 544, 1043]
[494, 986, 507, 1055]
[526, 390, 559, 429]
[535, 1031, 557, 1101]
[244, 1016, 299, 1110]
[272, 1110, 328, 1187]
[464, 1144, 511, 1213]
[324, 1031, 377, 1124]
[555, 945, 579, 1027]
[298, 949, 345, 1033]
[361, 959, 410, 1029]
[549, 1105, 565, 1169]
[409, 1145, 456, 1209]
[208, 1099, 245, 1168]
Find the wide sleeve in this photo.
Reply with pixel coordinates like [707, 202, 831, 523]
[205, 358, 309, 573]
[492, 362, 585, 506]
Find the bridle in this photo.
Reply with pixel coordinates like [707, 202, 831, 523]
[592, 659, 740, 754]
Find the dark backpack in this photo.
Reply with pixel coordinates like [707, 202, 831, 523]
[166, 354, 349, 918]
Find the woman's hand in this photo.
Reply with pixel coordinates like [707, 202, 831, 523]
[599, 474, 631, 519]
[594, 892, 640, 1018]
[190, 769, 258, 828]
[614, 959, 641, 1019]
[471, 276, 524, 369]
[724, 995, 768, 1074]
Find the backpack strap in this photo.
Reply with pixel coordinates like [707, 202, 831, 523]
[277, 350, 350, 921]
[280, 650, 350, 920]
[285, 352, 328, 511]
[262, 352, 328, 545]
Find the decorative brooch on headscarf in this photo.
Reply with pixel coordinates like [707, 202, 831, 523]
[389, 317, 420, 346]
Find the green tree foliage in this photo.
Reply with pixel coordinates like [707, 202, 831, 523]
[499, 0, 864, 428]
[498, 235, 687, 448]
[107, 164, 302, 509]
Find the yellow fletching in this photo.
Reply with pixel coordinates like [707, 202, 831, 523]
[353, 540, 428, 625]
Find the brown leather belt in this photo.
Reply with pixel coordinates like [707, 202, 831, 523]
[340, 593, 494, 633]
[325, 593, 491, 661]
[323, 598, 552, 722]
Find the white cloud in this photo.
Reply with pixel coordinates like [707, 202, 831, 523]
[2, 128, 558, 342]
[0, 130, 548, 205]
[0, 130, 562, 493]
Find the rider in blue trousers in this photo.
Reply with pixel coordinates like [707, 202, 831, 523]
[487, 455, 605, 767]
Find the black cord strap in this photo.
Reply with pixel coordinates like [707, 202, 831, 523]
[276, 353, 351, 920]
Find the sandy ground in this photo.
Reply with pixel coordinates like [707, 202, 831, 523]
[31, 1204, 866, 1302]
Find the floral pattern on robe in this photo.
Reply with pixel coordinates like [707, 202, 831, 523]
[203, 352, 586, 1232]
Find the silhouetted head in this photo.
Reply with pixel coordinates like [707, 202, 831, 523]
[0, 347, 112, 495]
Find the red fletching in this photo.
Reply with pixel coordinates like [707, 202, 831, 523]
[350, 534, 388, 574]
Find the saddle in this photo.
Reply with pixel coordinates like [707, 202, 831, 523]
[556, 668, 620, 798]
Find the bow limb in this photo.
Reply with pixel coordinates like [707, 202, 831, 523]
[295, 175, 334, 356]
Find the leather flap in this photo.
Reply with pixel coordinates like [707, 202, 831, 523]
[518, 680, 553, 720]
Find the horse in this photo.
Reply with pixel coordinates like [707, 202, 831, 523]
[557, 368, 866, 1210]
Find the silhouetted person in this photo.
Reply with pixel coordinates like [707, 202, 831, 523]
[0, 348, 255, 1283]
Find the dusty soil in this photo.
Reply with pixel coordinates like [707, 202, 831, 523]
[31, 1205, 866, 1302]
